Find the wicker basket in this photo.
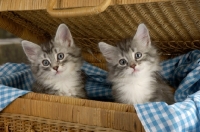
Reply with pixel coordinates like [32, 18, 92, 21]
[0, 0, 199, 131]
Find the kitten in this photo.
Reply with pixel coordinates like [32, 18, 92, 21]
[22, 24, 86, 98]
[99, 24, 174, 104]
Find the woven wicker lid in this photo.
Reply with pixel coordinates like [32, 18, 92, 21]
[0, 0, 199, 55]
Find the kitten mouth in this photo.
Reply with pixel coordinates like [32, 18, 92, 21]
[131, 68, 139, 73]
[55, 71, 61, 75]
[134, 68, 139, 72]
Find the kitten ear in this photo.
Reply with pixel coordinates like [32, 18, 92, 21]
[133, 23, 151, 46]
[98, 42, 118, 63]
[21, 40, 41, 62]
[55, 23, 74, 47]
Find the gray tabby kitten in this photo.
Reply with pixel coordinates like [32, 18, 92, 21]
[99, 24, 174, 104]
[22, 24, 86, 98]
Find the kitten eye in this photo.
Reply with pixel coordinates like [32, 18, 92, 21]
[57, 53, 64, 60]
[135, 52, 142, 59]
[42, 60, 50, 66]
[119, 59, 127, 65]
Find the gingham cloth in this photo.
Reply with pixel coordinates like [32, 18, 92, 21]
[0, 50, 200, 132]
[135, 91, 200, 132]
[81, 62, 113, 101]
[135, 50, 200, 132]
[0, 63, 32, 111]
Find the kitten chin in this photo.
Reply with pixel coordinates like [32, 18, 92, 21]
[22, 24, 87, 98]
[99, 23, 174, 105]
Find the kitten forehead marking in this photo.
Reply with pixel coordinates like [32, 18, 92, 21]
[41, 41, 54, 54]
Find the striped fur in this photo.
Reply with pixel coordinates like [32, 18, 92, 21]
[22, 24, 86, 98]
[99, 24, 174, 104]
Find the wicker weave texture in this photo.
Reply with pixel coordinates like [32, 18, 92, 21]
[22, 93, 135, 112]
[0, 0, 200, 55]
[0, 0, 169, 11]
[0, 113, 129, 132]
[0, 0, 199, 132]
[1, 96, 144, 132]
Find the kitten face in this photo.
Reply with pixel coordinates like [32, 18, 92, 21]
[22, 24, 82, 79]
[99, 24, 159, 78]
[32, 42, 81, 79]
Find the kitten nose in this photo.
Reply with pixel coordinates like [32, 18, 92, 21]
[130, 64, 136, 69]
[53, 66, 59, 71]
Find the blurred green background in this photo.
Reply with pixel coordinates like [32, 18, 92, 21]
[0, 29, 28, 65]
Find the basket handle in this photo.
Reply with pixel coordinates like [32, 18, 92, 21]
[47, 0, 111, 18]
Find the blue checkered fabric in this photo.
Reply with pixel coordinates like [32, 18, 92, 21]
[135, 50, 200, 132]
[0, 63, 34, 90]
[135, 91, 200, 132]
[160, 50, 200, 102]
[0, 85, 29, 111]
[0, 63, 32, 111]
[81, 61, 113, 101]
